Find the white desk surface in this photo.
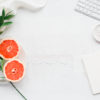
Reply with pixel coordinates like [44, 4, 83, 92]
[1, 0, 100, 100]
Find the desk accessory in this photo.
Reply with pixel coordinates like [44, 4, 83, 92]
[92, 24, 100, 42]
[0, 0, 47, 14]
[75, 0, 100, 21]
[82, 52, 100, 94]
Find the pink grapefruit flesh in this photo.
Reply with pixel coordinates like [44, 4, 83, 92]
[0, 39, 19, 59]
[4, 60, 24, 82]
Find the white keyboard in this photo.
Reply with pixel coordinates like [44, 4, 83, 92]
[75, 0, 100, 21]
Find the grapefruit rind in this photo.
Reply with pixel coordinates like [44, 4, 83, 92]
[3, 59, 25, 82]
[0, 38, 20, 60]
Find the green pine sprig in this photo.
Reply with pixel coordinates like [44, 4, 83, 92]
[0, 57, 4, 71]
[0, 9, 15, 34]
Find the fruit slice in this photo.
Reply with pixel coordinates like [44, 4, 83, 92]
[0, 39, 19, 60]
[4, 59, 24, 82]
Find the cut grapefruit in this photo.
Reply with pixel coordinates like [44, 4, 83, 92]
[4, 59, 24, 82]
[0, 39, 19, 60]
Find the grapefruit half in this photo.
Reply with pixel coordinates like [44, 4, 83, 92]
[0, 39, 19, 60]
[4, 59, 25, 82]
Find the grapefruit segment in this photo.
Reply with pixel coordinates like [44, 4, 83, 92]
[4, 59, 24, 82]
[0, 39, 19, 60]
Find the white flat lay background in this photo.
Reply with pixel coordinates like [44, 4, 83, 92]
[1, 0, 100, 100]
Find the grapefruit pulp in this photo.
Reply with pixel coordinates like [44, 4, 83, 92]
[4, 59, 24, 82]
[0, 39, 19, 60]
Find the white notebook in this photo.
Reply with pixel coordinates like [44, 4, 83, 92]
[82, 52, 100, 94]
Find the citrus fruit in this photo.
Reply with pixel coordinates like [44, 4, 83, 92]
[0, 39, 19, 60]
[4, 59, 24, 82]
